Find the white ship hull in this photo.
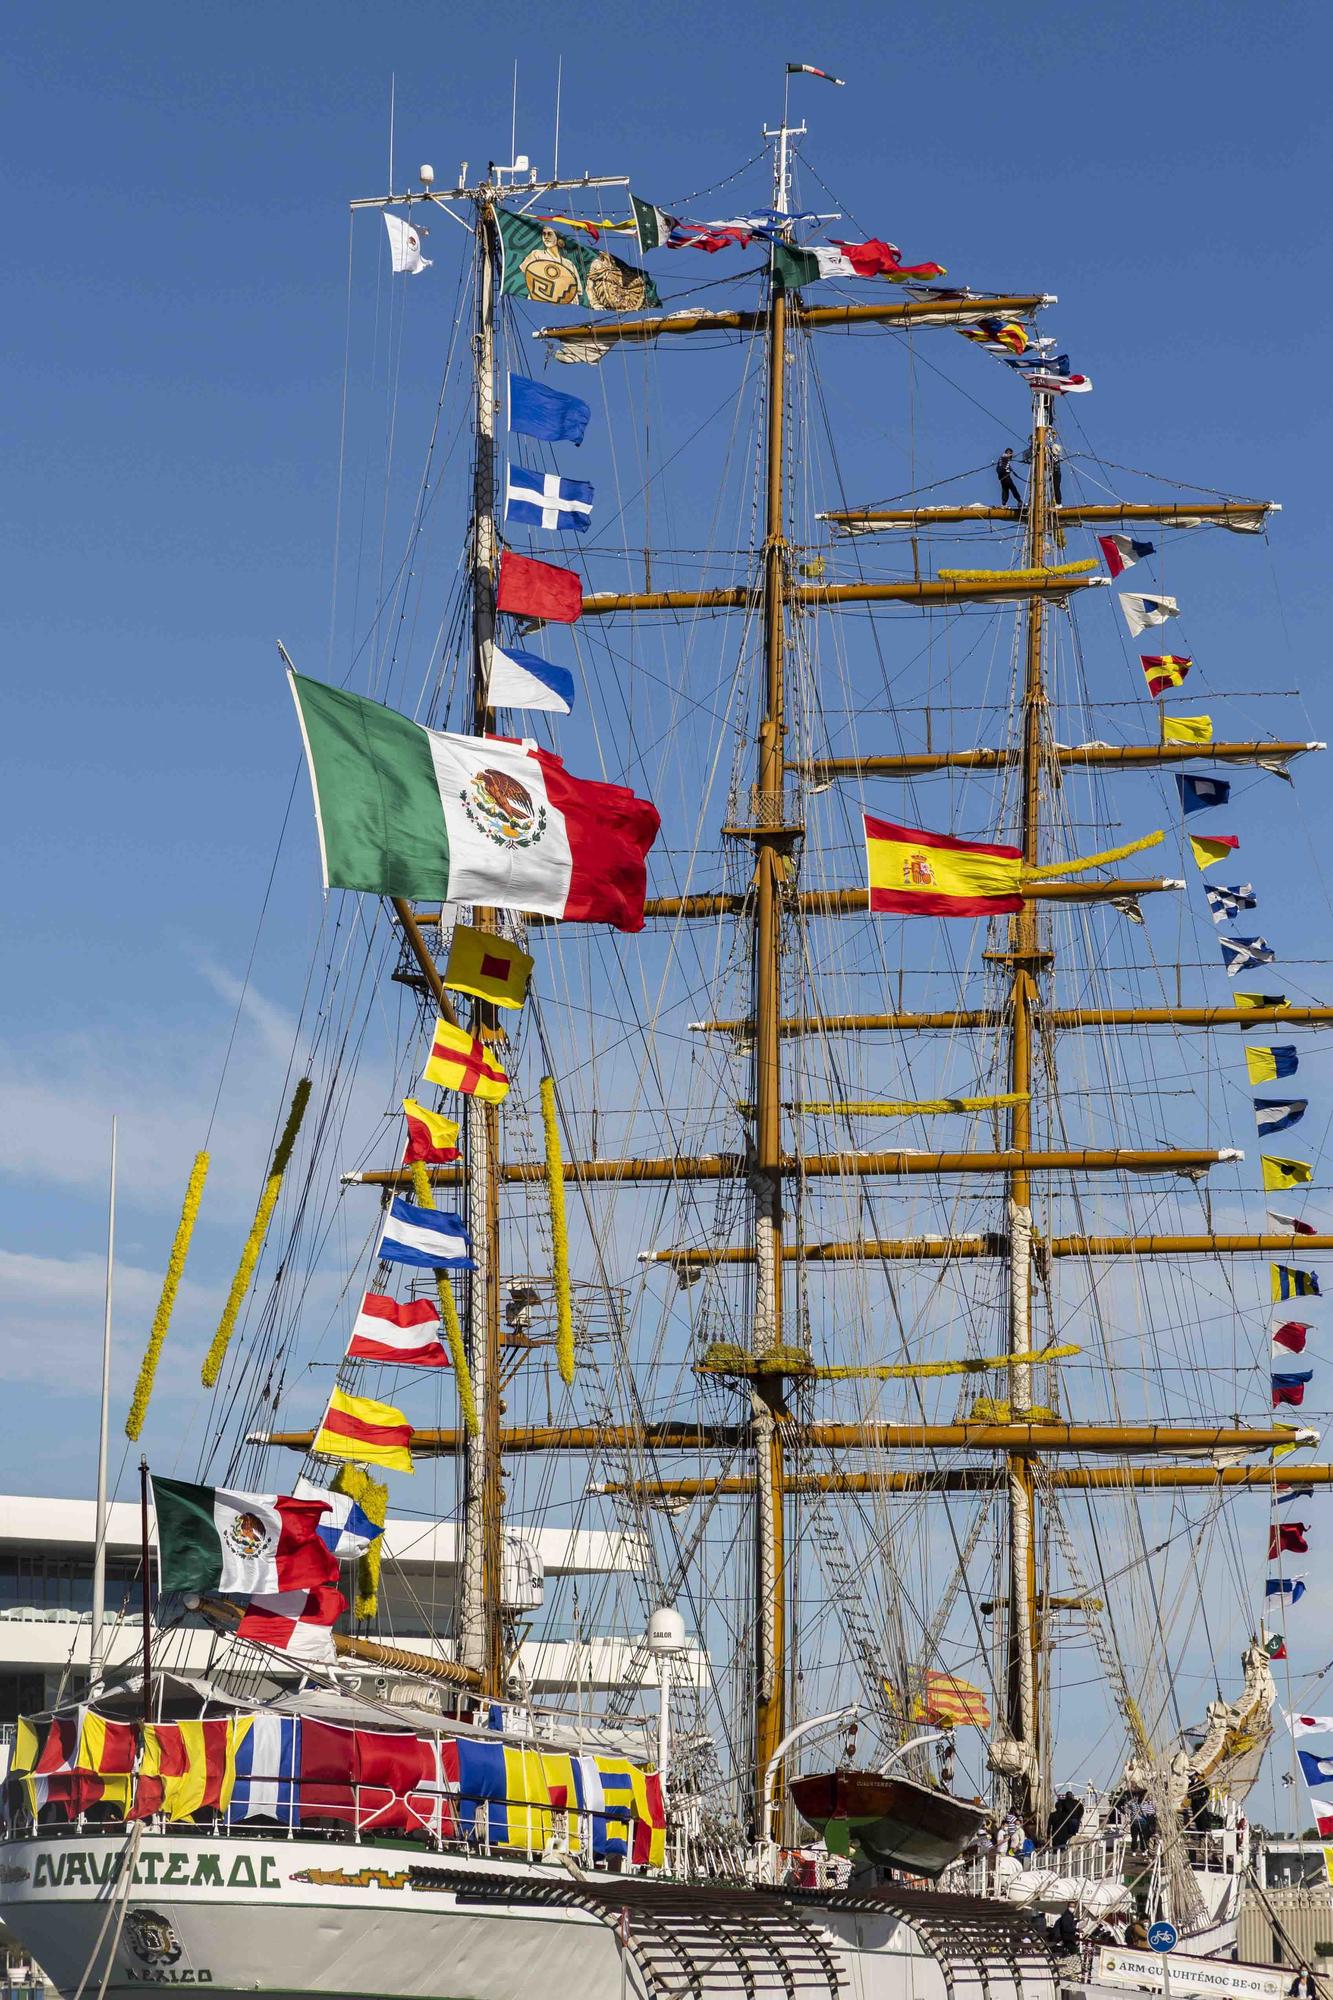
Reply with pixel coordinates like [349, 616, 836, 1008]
[0, 1830, 1058, 2000]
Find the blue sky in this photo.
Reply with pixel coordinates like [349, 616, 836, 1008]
[3, 0, 1333, 1814]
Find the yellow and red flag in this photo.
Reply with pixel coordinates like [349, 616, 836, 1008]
[132, 1719, 236, 1821]
[911, 1671, 991, 1728]
[1190, 833, 1240, 871]
[315, 1386, 415, 1473]
[423, 1018, 510, 1102]
[865, 814, 1023, 918]
[401, 1097, 460, 1165]
[444, 926, 533, 1010]
[1141, 653, 1191, 697]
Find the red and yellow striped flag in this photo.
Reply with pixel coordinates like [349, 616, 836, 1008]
[315, 1386, 415, 1473]
[422, 1019, 509, 1102]
[401, 1097, 460, 1165]
[911, 1671, 991, 1728]
[865, 815, 1023, 918]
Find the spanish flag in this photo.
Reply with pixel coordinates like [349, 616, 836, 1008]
[423, 1018, 510, 1102]
[444, 926, 533, 1010]
[315, 1386, 415, 1473]
[864, 814, 1023, 918]
[1141, 653, 1191, 697]
[1163, 714, 1212, 745]
[1190, 834, 1240, 871]
[401, 1097, 460, 1165]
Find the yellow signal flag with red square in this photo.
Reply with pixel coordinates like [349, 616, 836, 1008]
[401, 1097, 460, 1165]
[865, 814, 1023, 918]
[423, 1018, 510, 1103]
[444, 926, 533, 1011]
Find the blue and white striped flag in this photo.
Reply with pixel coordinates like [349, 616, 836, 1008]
[1255, 1099, 1309, 1136]
[232, 1714, 300, 1826]
[295, 1476, 384, 1560]
[378, 1195, 473, 1270]
[1220, 935, 1275, 976]
[505, 465, 594, 533]
[1204, 883, 1256, 924]
[485, 641, 575, 715]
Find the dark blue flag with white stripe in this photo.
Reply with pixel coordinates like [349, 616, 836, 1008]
[1177, 774, 1231, 814]
[1255, 1099, 1309, 1135]
[1204, 883, 1256, 924]
[508, 372, 591, 446]
[506, 465, 594, 533]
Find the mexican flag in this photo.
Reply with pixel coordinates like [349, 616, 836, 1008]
[774, 240, 945, 288]
[289, 671, 660, 931]
[152, 1475, 338, 1595]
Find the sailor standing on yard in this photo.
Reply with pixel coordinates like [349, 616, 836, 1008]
[996, 446, 1023, 508]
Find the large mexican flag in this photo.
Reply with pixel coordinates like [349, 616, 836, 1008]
[152, 1476, 337, 1595]
[288, 671, 660, 932]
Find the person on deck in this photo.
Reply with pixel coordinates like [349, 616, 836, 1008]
[996, 448, 1023, 509]
[1126, 1918, 1150, 1949]
[1049, 1905, 1079, 1954]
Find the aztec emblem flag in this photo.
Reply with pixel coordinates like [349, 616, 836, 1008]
[1141, 654, 1191, 696]
[865, 815, 1023, 918]
[347, 1292, 450, 1368]
[237, 1584, 346, 1664]
[294, 1477, 384, 1559]
[424, 1018, 511, 1100]
[485, 640, 575, 714]
[1220, 934, 1274, 974]
[1163, 714, 1212, 744]
[1273, 1265, 1321, 1300]
[401, 1097, 460, 1165]
[383, 213, 431, 276]
[508, 372, 590, 446]
[151, 1476, 337, 1595]
[496, 209, 659, 312]
[775, 240, 945, 286]
[378, 1195, 474, 1270]
[1098, 534, 1155, 578]
[505, 465, 594, 533]
[1273, 1321, 1311, 1353]
[288, 672, 659, 926]
[1204, 884, 1256, 923]
[496, 550, 583, 623]
[1120, 593, 1179, 637]
[315, 1387, 415, 1473]
[1177, 774, 1230, 813]
[1247, 1046, 1298, 1083]
[444, 926, 533, 1009]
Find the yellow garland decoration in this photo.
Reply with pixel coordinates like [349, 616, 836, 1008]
[201, 1078, 312, 1389]
[125, 1151, 210, 1440]
[540, 1076, 575, 1386]
[813, 1343, 1079, 1381]
[332, 1465, 388, 1620]
[937, 559, 1098, 583]
[1023, 829, 1163, 880]
[409, 1161, 479, 1437]
[765, 1093, 1027, 1117]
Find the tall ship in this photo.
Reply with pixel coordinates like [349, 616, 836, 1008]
[2, 72, 1327, 2000]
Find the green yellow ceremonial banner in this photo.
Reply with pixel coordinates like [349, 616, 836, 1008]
[1163, 715, 1213, 744]
[495, 210, 659, 312]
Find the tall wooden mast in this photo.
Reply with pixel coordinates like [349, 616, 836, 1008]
[457, 190, 506, 1694]
[749, 111, 800, 1826]
[998, 390, 1052, 1818]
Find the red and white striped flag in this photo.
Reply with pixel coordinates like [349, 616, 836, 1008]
[347, 1292, 450, 1368]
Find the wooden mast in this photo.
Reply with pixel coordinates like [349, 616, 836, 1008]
[749, 110, 798, 1830]
[457, 189, 505, 1698]
[999, 390, 1049, 1819]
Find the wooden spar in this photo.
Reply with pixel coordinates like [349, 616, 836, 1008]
[819, 502, 1278, 531]
[795, 742, 1322, 778]
[259, 1419, 1313, 1457]
[532, 293, 1055, 346]
[344, 1145, 1240, 1188]
[457, 197, 505, 1698]
[640, 1233, 1333, 1267]
[747, 201, 789, 1826]
[391, 900, 459, 1025]
[579, 575, 1104, 616]
[195, 1595, 483, 1688]
[595, 1467, 1333, 1499]
[692, 1005, 1333, 1035]
[411, 878, 1184, 929]
[635, 882, 1181, 921]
